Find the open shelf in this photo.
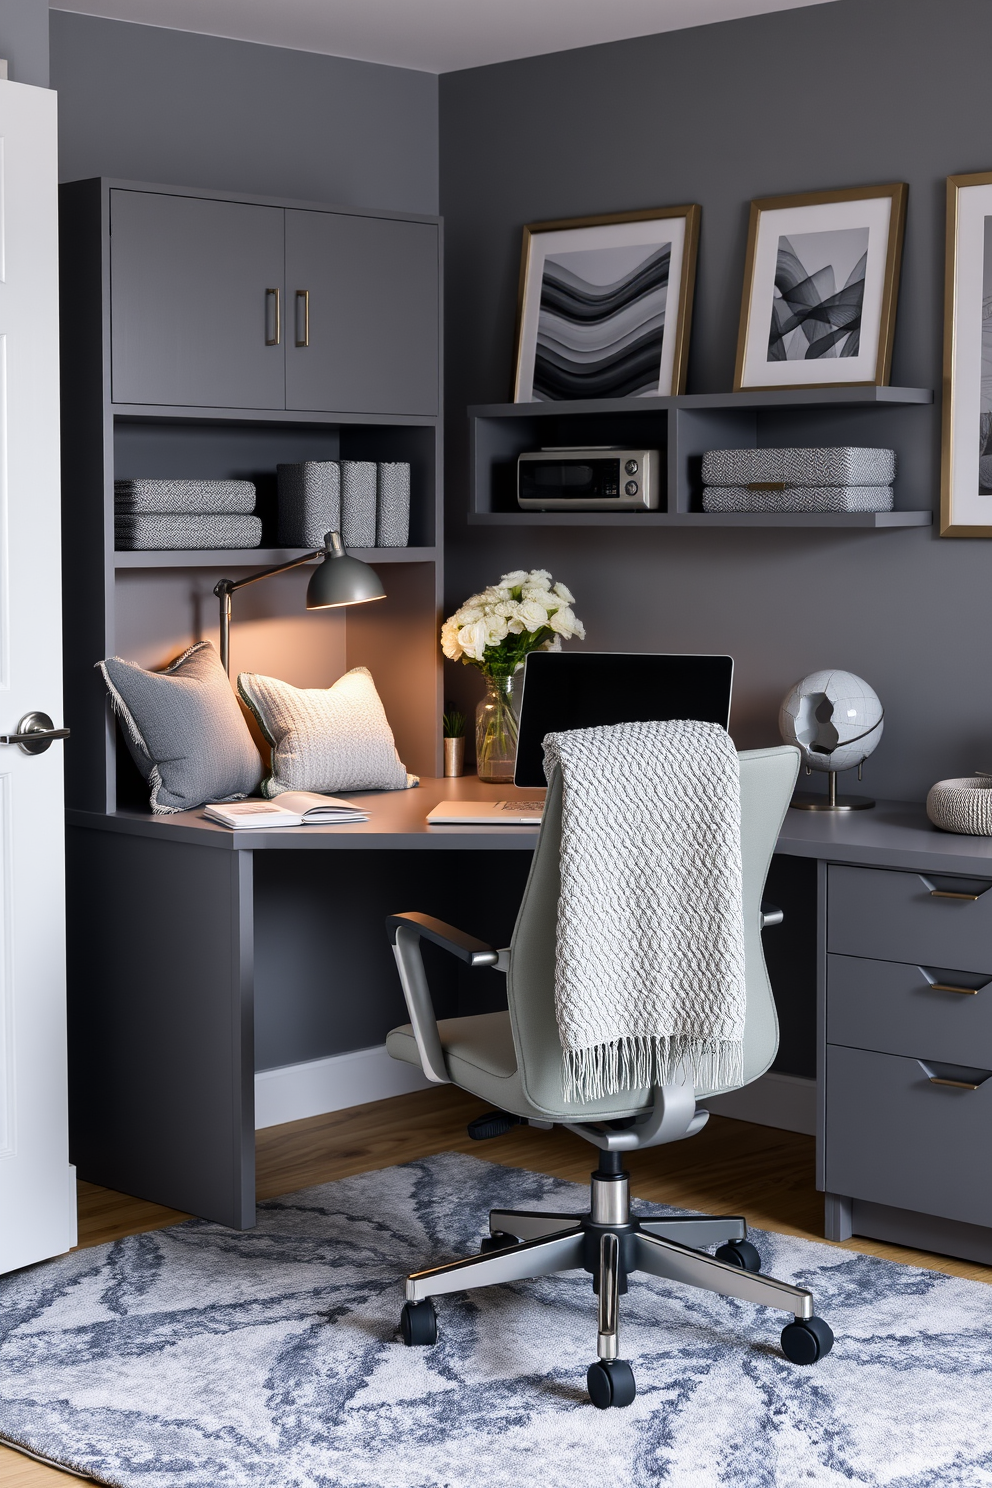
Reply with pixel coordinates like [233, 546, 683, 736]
[112, 545, 438, 569]
[469, 511, 931, 528]
[468, 388, 935, 528]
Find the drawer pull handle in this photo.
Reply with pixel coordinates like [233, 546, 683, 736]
[930, 982, 980, 995]
[929, 889, 981, 901]
[295, 289, 309, 347]
[928, 1076, 981, 1090]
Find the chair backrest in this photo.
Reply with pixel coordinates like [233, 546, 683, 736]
[505, 744, 800, 1122]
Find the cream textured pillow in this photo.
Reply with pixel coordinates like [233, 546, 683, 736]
[237, 666, 416, 797]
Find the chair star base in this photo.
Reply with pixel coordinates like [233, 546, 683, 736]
[400, 1164, 833, 1407]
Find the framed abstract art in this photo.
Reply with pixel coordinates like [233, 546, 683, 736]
[734, 184, 907, 392]
[941, 169, 992, 536]
[512, 205, 701, 402]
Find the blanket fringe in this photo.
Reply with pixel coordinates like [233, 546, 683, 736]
[562, 1036, 744, 1103]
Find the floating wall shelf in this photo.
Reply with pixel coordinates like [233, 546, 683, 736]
[468, 387, 935, 529]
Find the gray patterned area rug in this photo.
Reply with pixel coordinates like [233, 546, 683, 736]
[1, 1152, 991, 1488]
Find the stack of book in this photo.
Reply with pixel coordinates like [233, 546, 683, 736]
[114, 479, 262, 550]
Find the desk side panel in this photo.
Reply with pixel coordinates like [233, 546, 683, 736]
[66, 827, 255, 1228]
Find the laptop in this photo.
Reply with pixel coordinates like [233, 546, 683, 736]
[426, 651, 734, 824]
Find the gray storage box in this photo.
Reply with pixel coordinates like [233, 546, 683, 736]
[276, 462, 341, 548]
[702, 447, 896, 487]
[703, 486, 894, 514]
[114, 479, 257, 515]
[376, 462, 411, 547]
[340, 461, 377, 549]
[115, 514, 263, 550]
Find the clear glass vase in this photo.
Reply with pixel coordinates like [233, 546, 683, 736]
[475, 674, 518, 784]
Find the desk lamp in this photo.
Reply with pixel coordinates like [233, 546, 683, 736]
[213, 530, 385, 676]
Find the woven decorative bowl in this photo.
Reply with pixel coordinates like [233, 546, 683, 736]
[926, 776, 992, 835]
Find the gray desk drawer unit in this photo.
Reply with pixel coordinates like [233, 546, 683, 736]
[823, 863, 992, 1262]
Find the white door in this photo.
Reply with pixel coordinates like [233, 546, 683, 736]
[0, 78, 76, 1273]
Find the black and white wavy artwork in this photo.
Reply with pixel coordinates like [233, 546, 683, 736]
[534, 242, 670, 399]
[767, 226, 868, 362]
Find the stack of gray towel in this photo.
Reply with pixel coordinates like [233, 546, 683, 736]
[276, 461, 411, 549]
[114, 480, 262, 550]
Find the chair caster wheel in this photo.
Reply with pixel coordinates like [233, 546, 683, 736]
[400, 1299, 437, 1347]
[715, 1239, 762, 1272]
[781, 1315, 833, 1365]
[480, 1230, 519, 1254]
[587, 1358, 636, 1409]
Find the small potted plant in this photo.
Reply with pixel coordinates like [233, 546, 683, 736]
[442, 707, 467, 778]
[441, 569, 585, 783]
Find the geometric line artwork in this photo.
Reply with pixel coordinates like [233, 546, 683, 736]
[767, 227, 868, 363]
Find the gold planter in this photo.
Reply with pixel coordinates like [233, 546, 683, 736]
[443, 736, 465, 777]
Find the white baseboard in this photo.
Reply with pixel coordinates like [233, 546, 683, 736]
[255, 1045, 431, 1130]
[703, 1071, 816, 1136]
[255, 1050, 815, 1137]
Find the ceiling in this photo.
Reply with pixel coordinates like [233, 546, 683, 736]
[53, 0, 837, 73]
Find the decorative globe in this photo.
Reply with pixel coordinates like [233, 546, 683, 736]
[779, 670, 883, 775]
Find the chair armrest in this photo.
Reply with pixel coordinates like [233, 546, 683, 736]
[760, 901, 784, 929]
[386, 911, 499, 966]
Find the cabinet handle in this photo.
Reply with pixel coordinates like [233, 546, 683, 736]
[929, 888, 981, 901]
[928, 1076, 981, 1090]
[265, 288, 281, 346]
[295, 289, 309, 347]
[930, 982, 981, 995]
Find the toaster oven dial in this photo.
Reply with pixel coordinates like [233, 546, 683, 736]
[624, 459, 638, 475]
[624, 480, 639, 496]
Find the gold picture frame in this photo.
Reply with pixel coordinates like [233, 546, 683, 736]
[941, 169, 992, 536]
[733, 183, 907, 393]
[512, 204, 701, 402]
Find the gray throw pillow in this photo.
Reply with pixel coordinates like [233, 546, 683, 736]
[237, 665, 417, 798]
[98, 641, 263, 814]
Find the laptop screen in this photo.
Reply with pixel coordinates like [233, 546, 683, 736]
[513, 651, 734, 788]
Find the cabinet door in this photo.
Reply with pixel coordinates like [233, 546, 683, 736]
[285, 209, 439, 416]
[110, 190, 285, 410]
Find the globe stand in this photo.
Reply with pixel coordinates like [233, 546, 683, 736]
[791, 769, 875, 812]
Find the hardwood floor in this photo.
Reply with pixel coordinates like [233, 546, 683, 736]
[3, 1085, 990, 1484]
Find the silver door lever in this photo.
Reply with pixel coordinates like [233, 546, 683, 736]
[0, 711, 70, 754]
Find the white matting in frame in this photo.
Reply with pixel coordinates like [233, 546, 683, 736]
[513, 209, 698, 403]
[942, 173, 992, 535]
[736, 187, 905, 391]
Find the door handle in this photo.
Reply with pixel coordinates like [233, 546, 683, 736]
[0, 711, 70, 755]
[265, 287, 281, 346]
[295, 289, 309, 347]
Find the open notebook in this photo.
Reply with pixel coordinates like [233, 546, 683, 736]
[205, 792, 370, 829]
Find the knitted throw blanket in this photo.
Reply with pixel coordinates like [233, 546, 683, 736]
[543, 718, 746, 1102]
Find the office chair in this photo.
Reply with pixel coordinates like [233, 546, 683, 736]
[385, 744, 832, 1409]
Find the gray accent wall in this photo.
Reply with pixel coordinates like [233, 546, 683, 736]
[49, 11, 438, 214]
[0, 0, 48, 87]
[439, 0, 992, 805]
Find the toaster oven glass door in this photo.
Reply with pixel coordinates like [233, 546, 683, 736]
[519, 459, 621, 502]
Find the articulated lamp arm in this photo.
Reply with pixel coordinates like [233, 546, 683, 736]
[213, 530, 384, 676]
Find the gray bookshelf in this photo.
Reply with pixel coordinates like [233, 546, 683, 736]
[60, 177, 445, 815]
[468, 386, 934, 527]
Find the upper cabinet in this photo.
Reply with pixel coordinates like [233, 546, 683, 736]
[110, 191, 286, 410]
[285, 210, 439, 416]
[108, 188, 440, 417]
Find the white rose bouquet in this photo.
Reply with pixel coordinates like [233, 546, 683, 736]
[441, 569, 585, 781]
